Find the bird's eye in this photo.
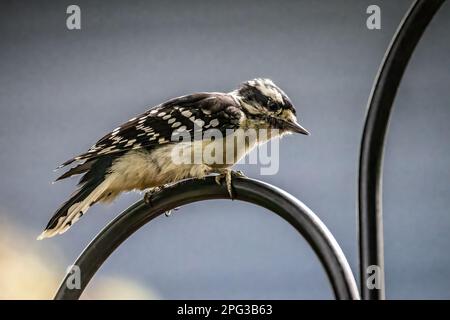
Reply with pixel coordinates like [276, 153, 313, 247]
[268, 100, 280, 112]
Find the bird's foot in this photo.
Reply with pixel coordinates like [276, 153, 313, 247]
[214, 169, 246, 199]
[145, 187, 179, 217]
[143, 186, 163, 206]
[233, 170, 246, 178]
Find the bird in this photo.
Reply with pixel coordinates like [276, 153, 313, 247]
[38, 78, 309, 240]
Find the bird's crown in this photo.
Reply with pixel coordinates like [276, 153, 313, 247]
[234, 78, 295, 116]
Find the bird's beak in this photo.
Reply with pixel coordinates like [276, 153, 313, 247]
[286, 120, 310, 135]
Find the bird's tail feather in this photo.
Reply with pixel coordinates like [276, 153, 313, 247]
[37, 178, 112, 240]
[54, 160, 94, 182]
[39, 157, 115, 240]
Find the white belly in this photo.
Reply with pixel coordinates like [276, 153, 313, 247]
[104, 129, 269, 195]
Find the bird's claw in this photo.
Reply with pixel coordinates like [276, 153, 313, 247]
[145, 187, 178, 217]
[233, 170, 246, 178]
[215, 170, 246, 199]
[144, 186, 162, 206]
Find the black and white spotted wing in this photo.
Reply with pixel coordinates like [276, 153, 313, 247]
[59, 93, 242, 168]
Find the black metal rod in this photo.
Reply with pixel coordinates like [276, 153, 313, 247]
[358, 0, 445, 300]
[55, 176, 359, 300]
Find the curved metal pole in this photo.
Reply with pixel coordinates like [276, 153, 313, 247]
[358, 0, 445, 300]
[55, 176, 359, 300]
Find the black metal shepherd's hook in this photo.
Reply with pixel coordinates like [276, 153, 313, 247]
[358, 0, 445, 300]
[55, 176, 359, 300]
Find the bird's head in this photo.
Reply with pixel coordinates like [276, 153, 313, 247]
[234, 78, 309, 135]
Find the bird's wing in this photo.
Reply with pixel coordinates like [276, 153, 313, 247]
[58, 93, 242, 168]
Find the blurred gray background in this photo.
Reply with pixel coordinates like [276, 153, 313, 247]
[0, 0, 449, 299]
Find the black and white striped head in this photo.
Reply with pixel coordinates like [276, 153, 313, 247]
[234, 78, 309, 135]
